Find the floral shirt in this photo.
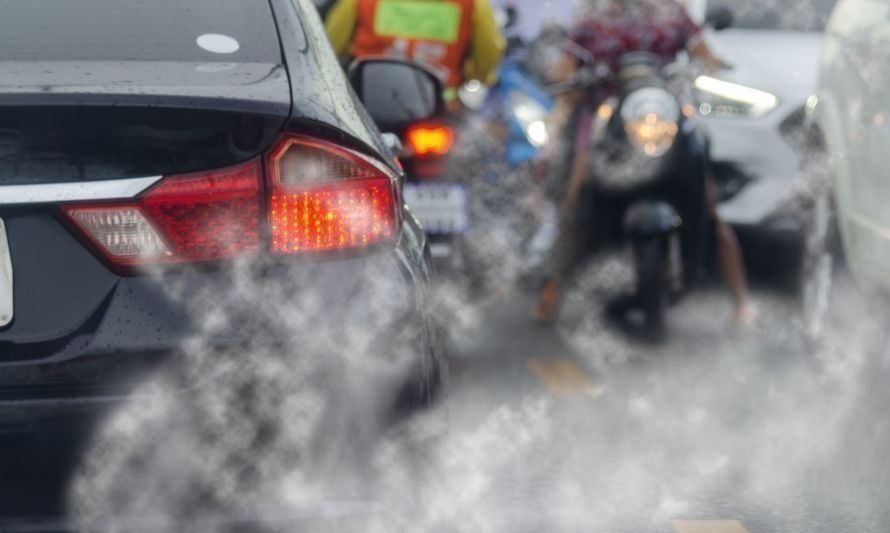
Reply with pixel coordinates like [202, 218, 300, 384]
[569, 0, 702, 71]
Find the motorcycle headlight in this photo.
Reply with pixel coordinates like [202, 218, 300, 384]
[621, 87, 680, 158]
[693, 75, 779, 119]
[508, 91, 550, 148]
[459, 79, 489, 111]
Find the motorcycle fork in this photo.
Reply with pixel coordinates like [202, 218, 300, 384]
[667, 230, 684, 294]
[630, 230, 683, 296]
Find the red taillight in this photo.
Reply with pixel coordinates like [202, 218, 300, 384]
[267, 135, 399, 254]
[405, 125, 454, 156]
[62, 136, 399, 270]
[141, 162, 261, 260]
[63, 159, 262, 267]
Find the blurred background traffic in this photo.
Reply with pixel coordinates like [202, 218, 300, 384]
[9, 0, 890, 531]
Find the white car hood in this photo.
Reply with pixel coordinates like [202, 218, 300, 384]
[705, 29, 823, 104]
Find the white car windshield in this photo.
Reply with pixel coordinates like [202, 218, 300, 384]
[708, 0, 837, 32]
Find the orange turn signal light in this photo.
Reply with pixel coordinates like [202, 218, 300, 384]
[406, 125, 454, 156]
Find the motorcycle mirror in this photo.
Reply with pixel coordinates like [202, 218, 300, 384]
[380, 132, 405, 157]
[496, 6, 518, 30]
[348, 58, 446, 129]
[705, 6, 733, 31]
[311, 0, 337, 18]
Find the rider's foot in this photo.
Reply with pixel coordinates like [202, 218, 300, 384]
[732, 301, 757, 327]
[534, 281, 562, 323]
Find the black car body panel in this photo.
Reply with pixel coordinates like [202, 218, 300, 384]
[0, 0, 439, 414]
[0, 0, 394, 185]
[269, 0, 393, 165]
[0, 61, 292, 115]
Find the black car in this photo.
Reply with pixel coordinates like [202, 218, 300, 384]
[0, 0, 446, 433]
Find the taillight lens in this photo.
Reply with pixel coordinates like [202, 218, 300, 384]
[267, 135, 399, 254]
[405, 125, 454, 156]
[63, 159, 262, 267]
[65, 207, 171, 260]
[141, 162, 261, 260]
[62, 136, 400, 271]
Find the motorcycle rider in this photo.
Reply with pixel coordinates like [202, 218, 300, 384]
[324, 0, 506, 101]
[534, 0, 756, 325]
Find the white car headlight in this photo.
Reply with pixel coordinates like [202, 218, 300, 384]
[508, 91, 550, 148]
[694, 75, 779, 119]
[621, 87, 680, 158]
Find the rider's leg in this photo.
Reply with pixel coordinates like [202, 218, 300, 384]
[534, 102, 594, 322]
[534, 208, 579, 322]
[707, 177, 756, 324]
[534, 112, 593, 322]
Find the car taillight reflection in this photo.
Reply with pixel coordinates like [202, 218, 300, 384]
[62, 135, 400, 271]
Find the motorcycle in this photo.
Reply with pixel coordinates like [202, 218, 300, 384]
[458, 39, 554, 169]
[555, 51, 714, 339]
[344, 57, 464, 266]
[395, 107, 469, 267]
[390, 55, 554, 279]
[444, 23, 560, 288]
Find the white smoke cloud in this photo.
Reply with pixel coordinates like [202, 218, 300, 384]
[64, 3, 890, 529]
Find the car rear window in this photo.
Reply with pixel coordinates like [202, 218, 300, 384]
[0, 0, 282, 63]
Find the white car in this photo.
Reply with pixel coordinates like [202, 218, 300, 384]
[685, 0, 836, 276]
[813, 0, 890, 298]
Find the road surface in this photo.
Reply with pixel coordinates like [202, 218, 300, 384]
[1, 270, 888, 532]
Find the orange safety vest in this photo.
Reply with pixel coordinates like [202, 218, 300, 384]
[351, 0, 475, 88]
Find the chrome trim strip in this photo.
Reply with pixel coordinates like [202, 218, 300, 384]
[0, 176, 163, 206]
[0, 218, 12, 328]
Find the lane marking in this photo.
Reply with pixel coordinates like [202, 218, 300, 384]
[527, 358, 603, 398]
[672, 520, 750, 533]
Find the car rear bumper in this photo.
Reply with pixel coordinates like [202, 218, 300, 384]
[0, 500, 386, 533]
[0, 219, 439, 422]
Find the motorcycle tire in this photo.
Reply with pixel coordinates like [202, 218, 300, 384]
[636, 237, 669, 341]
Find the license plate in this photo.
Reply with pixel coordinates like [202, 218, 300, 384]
[404, 183, 469, 234]
[0, 218, 12, 328]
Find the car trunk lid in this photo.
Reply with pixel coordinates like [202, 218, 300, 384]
[0, 0, 291, 354]
[0, 61, 290, 185]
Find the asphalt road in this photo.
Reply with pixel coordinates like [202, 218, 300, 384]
[438, 267, 890, 533]
[1, 267, 889, 532]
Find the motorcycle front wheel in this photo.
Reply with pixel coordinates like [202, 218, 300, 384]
[635, 237, 669, 340]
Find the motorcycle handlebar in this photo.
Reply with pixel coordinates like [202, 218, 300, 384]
[545, 55, 728, 96]
[545, 63, 611, 95]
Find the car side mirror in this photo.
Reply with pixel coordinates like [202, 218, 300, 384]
[348, 58, 446, 129]
[705, 7, 733, 31]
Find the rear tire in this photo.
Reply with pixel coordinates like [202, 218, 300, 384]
[636, 238, 668, 341]
[394, 322, 448, 416]
[801, 186, 841, 348]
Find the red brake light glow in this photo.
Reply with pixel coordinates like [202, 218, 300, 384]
[63, 159, 262, 267]
[406, 125, 454, 156]
[141, 161, 262, 261]
[267, 135, 399, 254]
[62, 135, 401, 271]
